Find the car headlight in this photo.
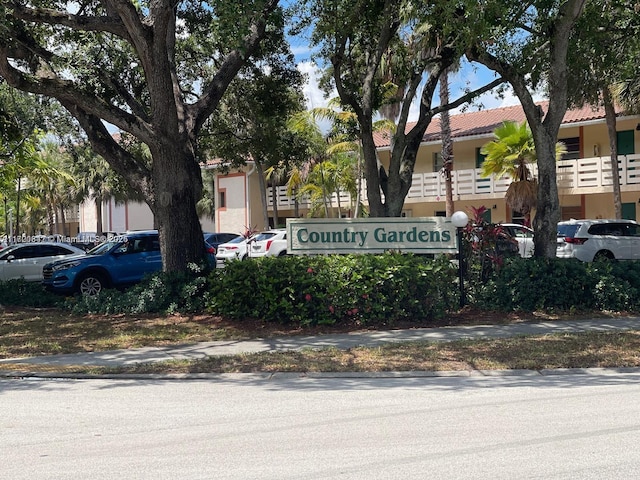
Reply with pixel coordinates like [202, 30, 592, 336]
[52, 260, 82, 272]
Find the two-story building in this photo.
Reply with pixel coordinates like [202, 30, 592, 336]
[80, 101, 640, 235]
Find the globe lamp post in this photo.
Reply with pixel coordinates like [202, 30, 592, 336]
[451, 211, 469, 307]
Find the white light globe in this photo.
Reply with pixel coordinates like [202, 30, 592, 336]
[451, 211, 469, 228]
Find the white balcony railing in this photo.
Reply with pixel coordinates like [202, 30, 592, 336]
[267, 154, 640, 209]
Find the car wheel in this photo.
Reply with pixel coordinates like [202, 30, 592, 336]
[278, 250, 287, 257]
[593, 250, 614, 261]
[77, 272, 107, 296]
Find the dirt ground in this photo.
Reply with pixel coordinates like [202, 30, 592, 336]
[166, 306, 605, 338]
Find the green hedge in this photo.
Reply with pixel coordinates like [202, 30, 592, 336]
[0, 279, 64, 308]
[477, 258, 640, 312]
[4, 255, 640, 321]
[206, 253, 459, 326]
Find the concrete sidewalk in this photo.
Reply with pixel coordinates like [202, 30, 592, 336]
[1, 317, 640, 376]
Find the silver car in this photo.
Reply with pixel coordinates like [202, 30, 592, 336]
[556, 219, 640, 262]
[0, 242, 86, 281]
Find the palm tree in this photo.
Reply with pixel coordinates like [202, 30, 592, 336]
[69, 141, 144, 235]
[265, 162, 288, 227]
[299, 161, 336, 217]
[608, 75, 640, 219]
[197, 169, 216, 221]
[26, 142, 76, 236]
[480, 121, 566, 226]
[439, 65, 456, 217]
[308, 100, 393, 218]
[613, 76, 640, 113]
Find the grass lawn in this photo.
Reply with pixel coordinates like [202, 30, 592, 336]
[2, 306, 639, 375]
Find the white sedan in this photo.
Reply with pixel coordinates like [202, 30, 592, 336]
[500, 223, 535, 258]
[215, 235, 250, 267]
[0, 242, 86, 282]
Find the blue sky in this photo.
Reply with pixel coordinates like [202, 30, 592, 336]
[292, 43, 541, 121]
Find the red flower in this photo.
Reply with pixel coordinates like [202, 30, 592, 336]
[305, 293, 312, 302]
[307, 267, 314, 273]
[329, 305, 335, 314]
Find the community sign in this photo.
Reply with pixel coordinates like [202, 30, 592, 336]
[286, 217, 458, 255]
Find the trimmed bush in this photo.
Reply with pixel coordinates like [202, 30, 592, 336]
[0, 279, 63, 308]
[475, 257, 640, 312]
[67, 263, 211, 315]
[207, 253, 459, 326]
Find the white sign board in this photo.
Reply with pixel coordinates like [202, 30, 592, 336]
[286, 218, 458, 255]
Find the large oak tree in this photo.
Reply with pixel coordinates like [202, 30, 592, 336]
[465, 0, 588, 257]
[0, 0, 284, 271]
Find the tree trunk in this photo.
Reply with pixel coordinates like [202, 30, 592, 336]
[58, 205, 67, 237]
[254, 160, 270, 230]
[602, 87, 622, 219]
[271, 181, 279, 228]
[439, 68, 455, 217]
[360, 124, 386, 217]
[150, 142, 205, 272]
[532, 130, 561, 258]
[15, 177, 21, 238]
[47, 203, 55, 235]
[95, 196, 104, 236]
[354, 150, 363, 218]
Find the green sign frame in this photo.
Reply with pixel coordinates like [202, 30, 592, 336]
[286, 218, 458, 255]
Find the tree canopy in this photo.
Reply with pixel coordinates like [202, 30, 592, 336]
[302, 0, 504, 217]
[0, 0, 288, 271]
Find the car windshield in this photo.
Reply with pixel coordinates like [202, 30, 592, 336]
[87, 239, 123, 255]
[253, 233, 276, 241]
[557, 224, 580, 237]
[227, 235, 246, 244]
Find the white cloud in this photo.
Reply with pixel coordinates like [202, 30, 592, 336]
[296, 59, 547, 128]
[297, 61, 333, 110]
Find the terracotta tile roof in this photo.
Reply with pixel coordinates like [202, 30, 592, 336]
[373, 101, 613, 148]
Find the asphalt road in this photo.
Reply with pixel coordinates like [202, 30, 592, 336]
[3, 372, 640, 479]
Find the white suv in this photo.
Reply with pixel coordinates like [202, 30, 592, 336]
[247, 229, 287, 258]
[556, 219, 640, 262]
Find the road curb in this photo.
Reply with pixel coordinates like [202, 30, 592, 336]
[3, 367, 640, 381]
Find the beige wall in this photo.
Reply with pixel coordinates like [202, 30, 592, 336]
[216, 172, 249, 234]
[217, 114, 639, 227]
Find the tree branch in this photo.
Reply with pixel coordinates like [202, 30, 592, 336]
[0, 48, 154, 143]
[9, 1, 130, 39]
[191, 0, 281, 133]
[61, 100, 153, 203]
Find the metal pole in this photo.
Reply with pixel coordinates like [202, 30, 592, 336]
[458, 226, 465, 307]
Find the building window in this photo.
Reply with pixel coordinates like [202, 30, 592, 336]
[618, 130, 635, 155]
[219, 190, 226, 209]
[510, 212, 525, 225]
[560, 137, 580, 160]
[433, 152, 443, 172]
[475, 148, 486, 168]
[561, 205, 582, 220]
